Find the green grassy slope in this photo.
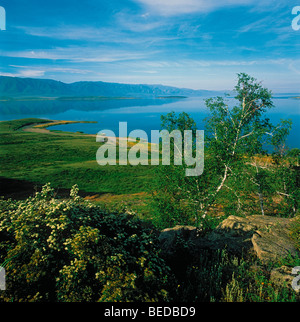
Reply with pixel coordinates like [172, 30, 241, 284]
[0, 119, 154, 198]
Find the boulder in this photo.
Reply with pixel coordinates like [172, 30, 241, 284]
[205, 215, 256, 254]
[159, 215, 300, 265]
[208, 215, 299, 263]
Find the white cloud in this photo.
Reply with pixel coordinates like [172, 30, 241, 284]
[19, 70, 45, 77]
[134, 0, 257, 16]
[16, 25, 120, 41]
[0, 65, 94, 80]
[288, 61, 300, 75]
[0, 69, 45, 78]
[1, 47, 156, 64]
[133, 70, 158, 74]
[10, 65, 91, 75]
[15, 24, 175, 46]
[2, 50, 63, 60]
[137, 58, 275, 69]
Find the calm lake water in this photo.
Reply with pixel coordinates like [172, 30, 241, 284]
[1, 96, 299, 148]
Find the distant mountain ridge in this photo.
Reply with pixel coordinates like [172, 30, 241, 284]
[0, 76, 224, 98]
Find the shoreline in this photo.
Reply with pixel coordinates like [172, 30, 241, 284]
[22, 120, 97, 135]
[21, 119, 156, 147]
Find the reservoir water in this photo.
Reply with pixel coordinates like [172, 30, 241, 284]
[0, 96, 299, 148]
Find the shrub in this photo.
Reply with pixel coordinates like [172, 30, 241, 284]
[0, 184, 172, 302]
[290, 215, 300, 252]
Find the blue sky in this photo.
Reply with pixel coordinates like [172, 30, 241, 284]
[0, 0, 299, 92]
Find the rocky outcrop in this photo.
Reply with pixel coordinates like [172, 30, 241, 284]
[159, 215, 299, 265]
[270, 266, 296, 291]
[158, 225, 205, 257]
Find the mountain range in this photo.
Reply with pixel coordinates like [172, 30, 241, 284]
[0, 76, 225, 99]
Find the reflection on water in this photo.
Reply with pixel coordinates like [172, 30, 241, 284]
[0, 97, 184, 116]
[0, 96, 299, 148]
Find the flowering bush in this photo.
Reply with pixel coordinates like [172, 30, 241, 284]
[0, 184, 171, 302]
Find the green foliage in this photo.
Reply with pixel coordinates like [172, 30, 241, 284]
[172, 249, 238, 302]
[271, 119, 293, 156]
[0, 184, 172, 302]
[0, 119, 154, 195]
[161, 111, 197, 134]
[224, 264, 298, 302]
[290, 215, 300, 252]
[287, 148, 300, 159]
[152, 73, 298, 230]
[0, 184, 299, 302]
[0, 118, 51, 132]
[206, 73, 274, 157]
[152, 111, 204, 228]
[163, 246, 299, 302]
[152, 165, 194, 229]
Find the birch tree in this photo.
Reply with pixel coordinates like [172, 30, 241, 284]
[198, 73, 275, 218]
[153, 73, 294, 228]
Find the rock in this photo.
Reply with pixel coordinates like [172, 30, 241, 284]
[270, 266, 295, 290]
[205, 215, 256, 254]
[159, 225, 207, 257]
[207, 215, 299, 264]
[159, 215, 300, 265]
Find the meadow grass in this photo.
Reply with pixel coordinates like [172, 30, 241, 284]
[0, 118, 154, 214]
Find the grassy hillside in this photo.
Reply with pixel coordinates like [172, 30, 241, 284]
[0, 118, 154, 215]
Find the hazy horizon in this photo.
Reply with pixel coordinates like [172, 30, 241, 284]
[2, 75, 300, 95]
